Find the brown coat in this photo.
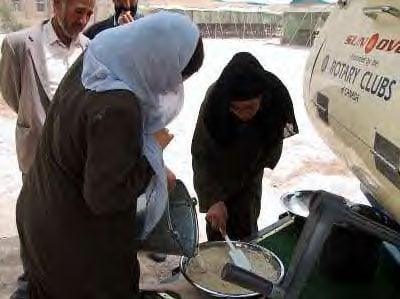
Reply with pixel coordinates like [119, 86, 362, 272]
[16, 55, 153, 299]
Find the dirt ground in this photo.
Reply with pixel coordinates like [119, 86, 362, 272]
[0, 235, 210, 299]
[0, 237, 20, 299]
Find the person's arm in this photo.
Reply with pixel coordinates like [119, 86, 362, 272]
[191, 86, 230, 211]
[192, 87, 249, 211]
[192, 115, 228, 213]
[83, 27, 95, 40]
[83, 94, 153, 215]
[83, 21, 102, 40]
[260, 140, 283, 170]
[0, 36, 21, 113]
[83, 18, 112, 39]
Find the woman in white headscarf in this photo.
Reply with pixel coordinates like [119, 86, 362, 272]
[15, 11, 204, 299]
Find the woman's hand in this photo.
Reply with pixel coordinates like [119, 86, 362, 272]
[206, 201, 228, 235]
[166, 167, 176, 190]
[117, 11, 134, 25]
[153, 128, 174, 150]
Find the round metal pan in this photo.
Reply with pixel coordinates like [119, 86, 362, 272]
[179, 241, 284, 298]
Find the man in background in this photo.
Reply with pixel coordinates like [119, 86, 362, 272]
[0, 0, 95, 297]
[84, 0, 140, 39]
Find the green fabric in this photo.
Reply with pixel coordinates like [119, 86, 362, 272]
[258, 221, 400, 299]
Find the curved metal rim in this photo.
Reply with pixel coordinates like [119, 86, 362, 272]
[168, 180, 199, 257]
[169, 198, 199, 257]
[179, 241, 285, 298]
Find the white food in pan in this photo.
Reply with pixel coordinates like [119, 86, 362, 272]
[186, 245, 279, 295]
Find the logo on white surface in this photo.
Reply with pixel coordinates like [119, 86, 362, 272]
[344, 34, 400, 54]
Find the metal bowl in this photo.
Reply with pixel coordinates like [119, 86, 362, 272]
[280, 190, 317, 217]
[180, 241, 284, 298]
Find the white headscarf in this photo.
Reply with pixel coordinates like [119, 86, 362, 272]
[81, 11, 200, 239]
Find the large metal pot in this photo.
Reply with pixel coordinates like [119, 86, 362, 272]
[179, 241, 284, 298]
[135, 180, 199, 257]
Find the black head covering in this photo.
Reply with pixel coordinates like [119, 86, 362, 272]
[182, 37, 204, 79]
[203, 52, 299, 147]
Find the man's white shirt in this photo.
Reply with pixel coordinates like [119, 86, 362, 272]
[43, 20, 87, 99]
